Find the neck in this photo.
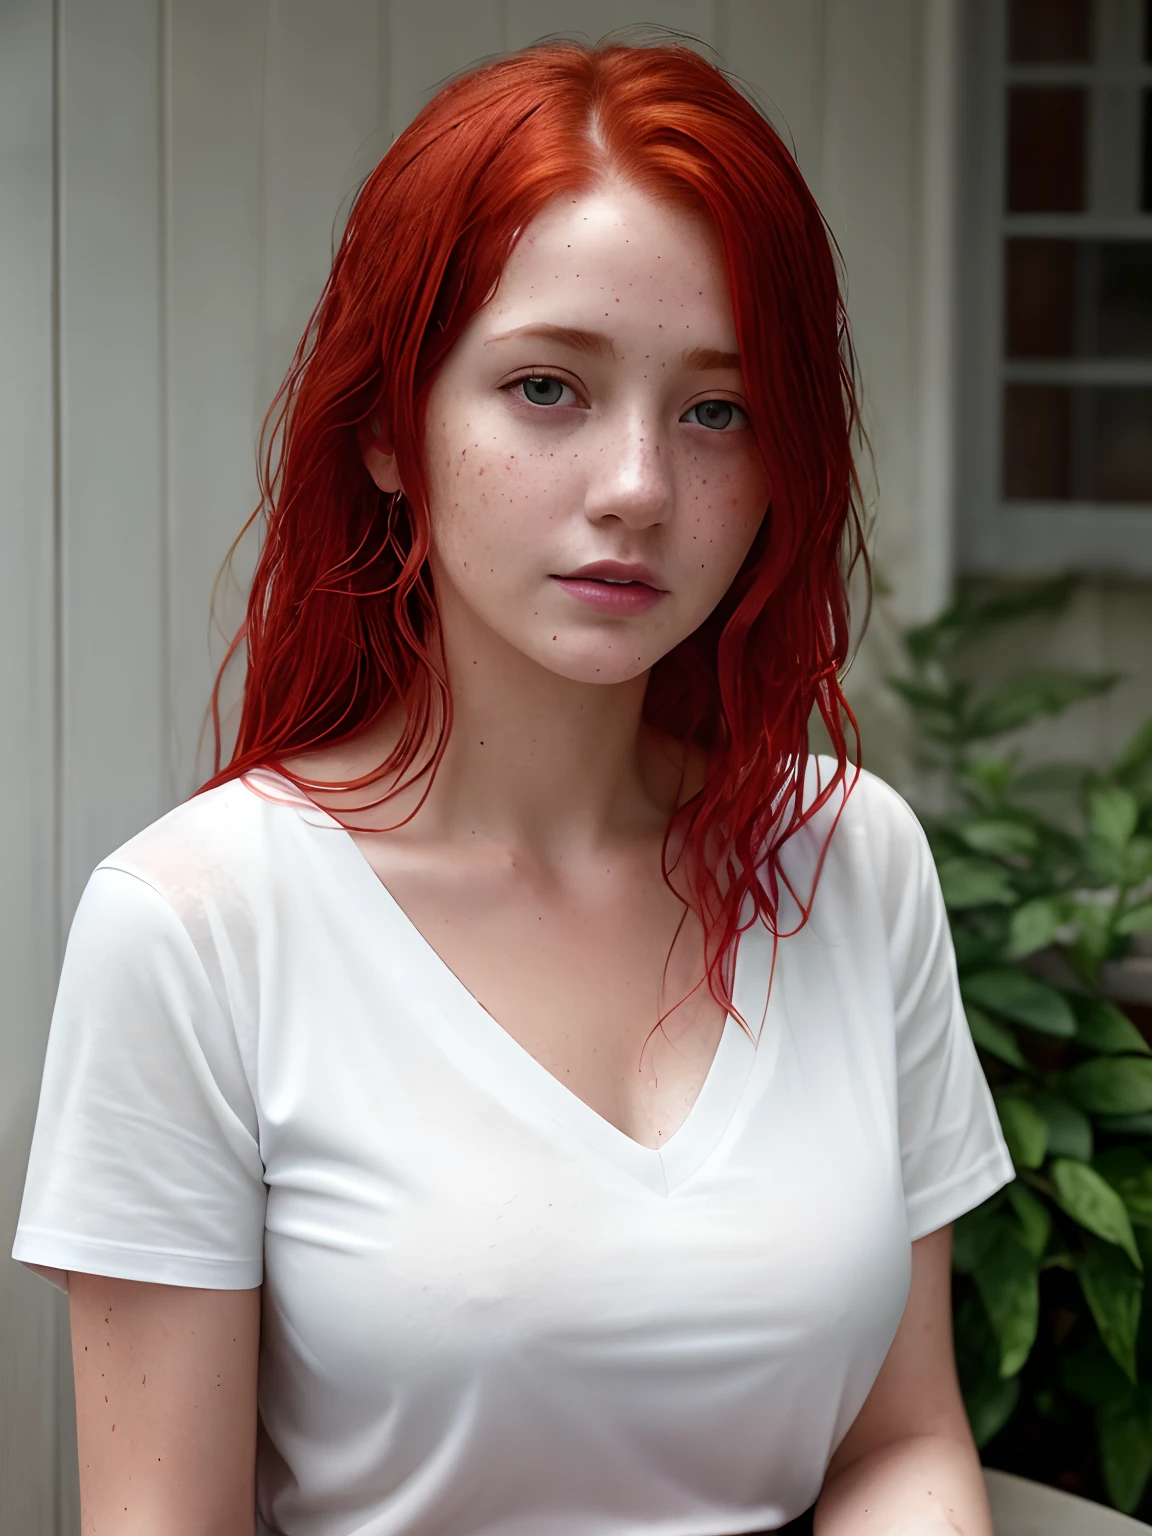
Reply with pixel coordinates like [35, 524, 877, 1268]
[312, 596, 697, 867]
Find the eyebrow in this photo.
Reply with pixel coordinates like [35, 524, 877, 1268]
[485, 323, 741, 372]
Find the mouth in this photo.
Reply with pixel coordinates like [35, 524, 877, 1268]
[549, 565, 667, 616]
[553, 560, 665, 590]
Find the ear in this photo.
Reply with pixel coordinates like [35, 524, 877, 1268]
[358, 418, 404, 495]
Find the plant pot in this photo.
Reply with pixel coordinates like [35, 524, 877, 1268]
[985, 1468, 1152, 1532]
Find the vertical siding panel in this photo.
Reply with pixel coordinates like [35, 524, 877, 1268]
[917, 0, 961, 619]
[504, 1, 714, 52]
[716, 0, 824, 192]
[378, 0, 392, 152]
[821, 0, 923, 626]
[387, 0, 504, 138]
[261, 1, 385, 408]
[1102, 587, 1152, 760]
[165, 0, 265, 794]
[0, 2, 64, 1530]
[57, 0, 166, 898]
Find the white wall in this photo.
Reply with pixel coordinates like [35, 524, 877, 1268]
[1, 1, 949, 1526]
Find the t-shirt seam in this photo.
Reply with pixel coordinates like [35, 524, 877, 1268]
[93, 858, 184, 909]
[904, 1142, 1014, 1210]
[13, 1225, 261, 1268]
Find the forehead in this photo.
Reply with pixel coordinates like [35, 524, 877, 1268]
[473, 183, 737, 348]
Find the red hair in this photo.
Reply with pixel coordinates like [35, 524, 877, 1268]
[196, 35, 866, 1031]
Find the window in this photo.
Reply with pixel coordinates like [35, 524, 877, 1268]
[958, 0, 1152, 574]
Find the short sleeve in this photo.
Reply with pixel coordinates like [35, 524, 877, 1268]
[11, 864, 266, 1293]
[872, 782, 1016, 1241]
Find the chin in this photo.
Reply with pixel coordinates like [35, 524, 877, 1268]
[533, 642, 660, 687]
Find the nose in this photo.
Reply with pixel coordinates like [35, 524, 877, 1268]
[583, 405, 673, 531]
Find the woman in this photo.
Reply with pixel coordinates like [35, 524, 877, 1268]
[13, 35, 1014, 1536]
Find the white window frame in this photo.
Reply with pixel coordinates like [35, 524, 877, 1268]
[956, 0, 1152, 576]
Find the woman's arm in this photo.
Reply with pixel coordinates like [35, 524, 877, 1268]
[69, 1273, 261, 1535]
[813, 1225, 992, 1536]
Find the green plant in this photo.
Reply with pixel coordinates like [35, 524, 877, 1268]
[891, 578, 1152, 1515]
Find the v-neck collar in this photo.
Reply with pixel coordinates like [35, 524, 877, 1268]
[241, 767, 773, 1196]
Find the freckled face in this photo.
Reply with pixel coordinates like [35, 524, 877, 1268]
[420, 182, 771, 685]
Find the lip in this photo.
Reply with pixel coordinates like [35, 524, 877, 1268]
[549, 560, 667, 618]
[556, 559, 665, 589]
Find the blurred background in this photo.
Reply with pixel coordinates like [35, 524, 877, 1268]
[4, 0, 1152, 1528]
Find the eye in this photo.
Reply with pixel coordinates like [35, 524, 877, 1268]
[682, 399, 749, 432]
[508, 374, 579, 408]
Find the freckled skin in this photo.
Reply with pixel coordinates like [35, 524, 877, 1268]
[365, 180, 771, 689]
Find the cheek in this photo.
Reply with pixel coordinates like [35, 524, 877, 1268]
[424, 414, 492, 557]
[425, 417, 553, 582]
[684, 453, 770, 575]
[726, 449, 772, 527]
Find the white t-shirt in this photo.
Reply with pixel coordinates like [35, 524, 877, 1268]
[13, 759, 1014, 1535]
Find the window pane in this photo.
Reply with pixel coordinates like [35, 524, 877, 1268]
[1004, 386, 1152, 500]
[1005, 240, 1152, 357]
[1143, 89, 1152, 212]
[1004, 385, 1071, 497]
[1005, 240, 1076, 356]
[1092, 243, 1152, 354]
[1009, 0, 1092, 62]
[1092, 388, 1152, 499]
[1007, 89, 1087, 212]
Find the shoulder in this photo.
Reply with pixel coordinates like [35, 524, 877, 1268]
[92, 770, 308, 928]
[769, 756, 934, 931]
[792, 754, 929, 869]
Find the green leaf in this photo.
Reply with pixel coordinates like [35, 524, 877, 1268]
[966, 1006, 1029, 1069]
[1008, 898, 1066, 959]
[1098, 1112, 1152, 1136]
[957, 575, 1078, 625]
[1114, 716, 1152, 785]
[887, 679, 966, 742]
[996, 1096, 1049, 1169]
[1095, 1149, 1152, 1229]
[1078, 1233, 1144, 1384]
[1099, 1386, 1152, 1514]
[973, 1226, 1040, 1378]
[1032, 1092, 1094, 1161]
[1124, 838, 1152, 884]
[955, 819, 1039, 857]
[887, 677, 956, 714]
[961, 755, 1017, 804]
[1064, 1057, 1152, 1117]
[905, 578, 1076, 670]
[1060, 1330, 1133, 1408]
[1085, 840, 1132, 885]
[956, 581, 1076, 651]
[1089, 786, 1140, 851]
[1007, 1180, 1052, 1260]
[1051, 1158, 1144, 1270]
[964, 1374, 1021, 1449]
[937, 858, 1016, 909]
[952, 1206, 1005, 1275]
[952, 924, 1010, 974]
[1011, 762, 1092, 799]
[1095, 1147, 1152, 1180]
[1073, 997, 1152, 1056]
[966, 671, 1121, 740]
[1073, 911, 1115, 964]
[961, 969, 1077, 1037]
[1116, 902, 1152, 937]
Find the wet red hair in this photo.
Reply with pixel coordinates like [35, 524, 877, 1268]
[195, 34, 866, 1030]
